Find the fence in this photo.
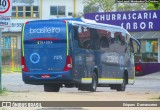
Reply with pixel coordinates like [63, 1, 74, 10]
[2, 49, 21, 73]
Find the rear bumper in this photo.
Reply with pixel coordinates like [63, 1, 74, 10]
[22, 70, 76, 85]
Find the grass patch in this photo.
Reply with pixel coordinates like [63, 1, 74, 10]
[150, 96, 160, 100]
[0, 88, 7, 94]
[2, 65, 21, 74]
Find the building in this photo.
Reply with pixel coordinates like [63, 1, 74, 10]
[1, 0, 84, 72]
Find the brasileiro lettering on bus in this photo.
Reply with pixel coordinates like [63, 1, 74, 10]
[95, 12, 157, 30]
[29, 27, 61, 34]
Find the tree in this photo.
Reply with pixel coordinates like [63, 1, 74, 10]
[116, 3, 145, 11]
[83, 0, 116, 13]
[146, 3, 160, 10]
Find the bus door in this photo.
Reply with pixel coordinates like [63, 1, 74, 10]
[126, 37, 140, 83]
[100, 31, 126, 81]
[73, 26, 94, 82]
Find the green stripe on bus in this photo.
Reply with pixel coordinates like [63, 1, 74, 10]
[99, 78, 123, 80]
[99, 78, 134, 80]
[82, 78, 92, 80]
[22, 23, 26, 56]
[66, 21, 69, 55]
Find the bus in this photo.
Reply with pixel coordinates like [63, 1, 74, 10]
[22, 18, 140, 92]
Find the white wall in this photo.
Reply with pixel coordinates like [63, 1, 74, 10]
[2, 0, 84, 32]
[76, 0, 84, 16]
[42, 0, 84, 19]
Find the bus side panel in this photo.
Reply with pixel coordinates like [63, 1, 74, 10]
[97, 31, 126, 84]
[73, 48, 95, 84]
[71, 26, 95, 84]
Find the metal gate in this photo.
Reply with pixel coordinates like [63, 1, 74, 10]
[2, 49, 21, 73]
[1, 36, 21, 73]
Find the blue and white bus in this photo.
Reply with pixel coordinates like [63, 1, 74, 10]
[22, 18, 140, 92]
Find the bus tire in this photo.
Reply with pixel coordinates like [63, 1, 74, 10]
[79, 73, 97, 92]
[89, 72, 98, 92]
[110, 85, 117, 90]
[78, 85, 88, 91]
[44, 84, 60, 92]
[116, 75, 127, 91]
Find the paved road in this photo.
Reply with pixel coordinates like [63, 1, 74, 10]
[2, 72, 160, 92]
[1, 73, 160, 110]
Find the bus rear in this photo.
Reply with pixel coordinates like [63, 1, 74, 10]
[22, 20, 72, 87]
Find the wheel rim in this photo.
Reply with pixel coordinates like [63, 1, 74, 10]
[92, 75, 97, 90]
[122, 77, 126, 90]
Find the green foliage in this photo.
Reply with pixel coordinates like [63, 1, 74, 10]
[116, 3, 145, 11]
[84, 5, 99, 13]
[83, 0, 115, 13]
[146, 3, 160, 10]
[0, 88, 7, 94]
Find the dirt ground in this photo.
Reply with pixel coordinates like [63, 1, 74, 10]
[0, 72, 160, 110]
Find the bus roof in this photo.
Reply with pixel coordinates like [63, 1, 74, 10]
[25, 18, 130, 36]
[68, 18, 130, 35]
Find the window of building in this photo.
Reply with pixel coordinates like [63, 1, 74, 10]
[33, 6, 39, 18]
[12, 6, 40, 18]
[68, 12, 73, 16]
[25, 6, 31, 17]
[18, 6, 24, 17]
[50, 6, 65, 16]
[134, 39, 158, 62]
[50, 6, 57, 15]
[58, 6, 65, 15]
[12, 6, 16, 17]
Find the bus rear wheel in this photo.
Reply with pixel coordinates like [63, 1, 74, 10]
[78, 72, 98, 92]
[116, 75, 127, 91]
[44, 84, 60, 92]
[88, 72, 98, 92]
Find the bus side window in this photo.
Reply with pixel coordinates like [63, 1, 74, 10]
[77, 26, 91, 49]
[129, 38, 134, 53]
[100, 36, 109, 48]
[90, 28, 100, 50]
[112, 32, 125, 53]
[73, 26, 78, 40]
[97, 30, 110, 51]
[73, 26, 81, 48]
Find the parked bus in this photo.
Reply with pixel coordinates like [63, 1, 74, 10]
[22, 18, 140, 92]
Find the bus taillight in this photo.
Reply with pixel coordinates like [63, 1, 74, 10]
[63, 56, 72, 71]
[21, 56, 29, 72]
[135, 65, 142, 72]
